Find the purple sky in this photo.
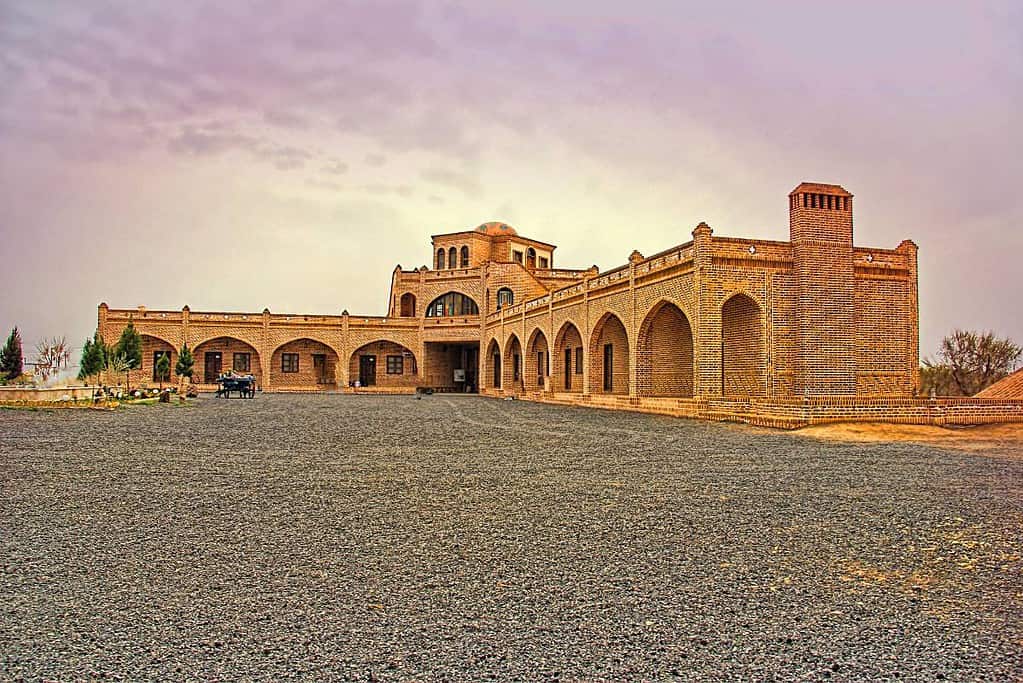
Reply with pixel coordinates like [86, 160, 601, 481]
[1, 0, 1021, 366]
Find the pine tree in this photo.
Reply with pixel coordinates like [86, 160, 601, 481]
[114, 321, 143, 393]
[78, 333, 105, 385]
[155, 352, 171, 389]
[78, 337, 94, 381]
[0, 327, 24, 381]
[175, 343, 194, 379]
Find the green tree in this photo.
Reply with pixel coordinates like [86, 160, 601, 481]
[0, 327, 24, 382]
[114, 321, 143, 393]
[78, 337, 103, 384]
[175, 343, 194, 379]
[155, 352, 171, 389]
[921, 329, 1022, 396]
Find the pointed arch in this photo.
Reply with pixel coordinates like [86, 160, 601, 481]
[588, 312, 630, 395]
[271, 337, 340, 388]
[436, 248, 445, 270]
[139, 334, 178, 384]
[485, 337, 502, 390]
[553, 320, 583, 393]
[460, 245, 469, 267]
[399, 292, 416, 317]
[721, 293, 765, 396]
[503, 333, 523, 392]
[637, 300, 694, 397]
[525, 327, 549, 391]
[448, 246, 457, 269]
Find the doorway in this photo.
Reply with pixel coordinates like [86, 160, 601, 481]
[204, 352, 222, 382]
[313, 353, 328, 384]
[359, 355, 376, 386]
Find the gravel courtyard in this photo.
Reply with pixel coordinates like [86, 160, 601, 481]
[2, 394, 1021, 681]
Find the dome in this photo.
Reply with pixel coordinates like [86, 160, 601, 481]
[475, 221, 517, 237]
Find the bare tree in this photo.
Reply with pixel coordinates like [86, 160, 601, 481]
[33, 337, 72, 383]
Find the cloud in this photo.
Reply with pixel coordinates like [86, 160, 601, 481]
[322, 159, 348, 175]
[420, 167, 482, 197]
[364, 153, 387, 167]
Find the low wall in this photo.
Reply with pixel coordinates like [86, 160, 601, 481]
[0, 386, 99, 403]
[486, 390, 1023, 429]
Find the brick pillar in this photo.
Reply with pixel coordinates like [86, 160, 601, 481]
[181, 305, 190, 348]
[628, 251, 642, 398]
[261, 308, 272, 391]
[898, 239, 920, 394]
[341, 311, 351, 388]
[692, 222, 720, 397]
[789, 183, 856, 396]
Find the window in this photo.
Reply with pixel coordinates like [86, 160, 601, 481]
[513, 250, 523, 264]
[281, 353, 299, 373]
[233, 352, 251, 372]
[448, 246, 457, 269]
[496, 287, 514, 310]
[575, 347, 583, 374]
[460, 245, 469, 267]
[436, 248, 445, 270]
[399, 293, 416, 317]
[526, 247, 536, 268]
[386, 355, 403, 374]
[426, 292, 480, 317]
[539, 257, 549, 269]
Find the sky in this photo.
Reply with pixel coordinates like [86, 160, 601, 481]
[1, 0, 1021, 367]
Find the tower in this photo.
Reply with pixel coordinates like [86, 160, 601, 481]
[789, 182, 856, 395]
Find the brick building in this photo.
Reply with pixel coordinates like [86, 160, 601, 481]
[99, 182, 1023, 426]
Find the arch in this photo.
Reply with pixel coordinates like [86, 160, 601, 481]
[460, 245, 469, 268]
[425, 291, 480, 317]
[139, 333, 178, 385]
[448, 246, 457, 270]
[496, 287, 514, 310]
[349, 339, 418, 388]
[525, 328, 549, 391]
[637, 300, 695, 397]
[399, 292, 416, 317]
[485, 338, 502, 390]
[588, 312, 630, 395]
[271, 337, 340, 388]
[721, 293, 766, 396]
[436, 248, 445, 270]
[526, 247, 536, 269]
[553, 320, 584, 393]
[193, 336, 262, 385]
[502, 333, 523, 392]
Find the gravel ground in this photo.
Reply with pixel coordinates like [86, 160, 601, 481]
[2, 394, 1021, 681]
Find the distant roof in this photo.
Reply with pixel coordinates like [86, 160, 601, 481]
[789, 182, 852, 197]
[475, 221, 517, 236]
[975, 368, 1023, 399]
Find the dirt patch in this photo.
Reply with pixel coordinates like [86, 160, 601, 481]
[794, 421, 1023, 457]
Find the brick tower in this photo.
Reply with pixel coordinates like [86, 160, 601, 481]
[789, 182, 856, 395]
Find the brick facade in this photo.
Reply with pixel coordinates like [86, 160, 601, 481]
[95, 183, 1022, 426]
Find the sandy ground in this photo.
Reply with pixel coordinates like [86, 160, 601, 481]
[794, 421, 1023, 457]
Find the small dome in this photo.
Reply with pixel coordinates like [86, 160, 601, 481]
[475, 221, 517, 237]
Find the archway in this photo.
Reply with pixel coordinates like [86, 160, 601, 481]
[436, 248, 445, 270]
[193, 336, 261, 385]
[525, 328, 549, 391]
[485, 338, 502, 390]
[271, 338, 339, 389]
[589, 312, 630, 395]
[349, 340, 418, 388]
[399, 293, 416, 317]
[460, 245, 469, 267]
[140, 334, 177, 385]
[526, 247, 536, 269]
[553, 321, 583, 393]
[448, 246, 457, 270]
[637, 301, 694, 397]
[721, 293, 765, 396]
[502, 334, 523, 392]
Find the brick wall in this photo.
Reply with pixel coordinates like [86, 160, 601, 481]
[553, 323, 583, 393]
[193, 337, 263, 386]
[587, 313, 630, 395]
[636, 301, 694, 396]
[722, 294, 766, 396]
[348, 340, 419, 389]
[524, 330, 549, 391]
[270, 339, 338, 389]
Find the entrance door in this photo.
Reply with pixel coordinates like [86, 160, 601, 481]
[493, 353, 501, 388]
[603, 343, 614, 392]
[313, 354, 327, 384]
[204, 352, 222, 382]
[359, 355, 376, 386]
[564, 348, 572, 390]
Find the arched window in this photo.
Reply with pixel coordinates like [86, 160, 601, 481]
[436, 248, 445, 270]
[496, 287, 514, 310]
[448, 246, 457, 269]
[399, 293, 416, 317]
[425, 292, 480, 317]
[460, 245, 469, 267]
[526, 247, 536, 269]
